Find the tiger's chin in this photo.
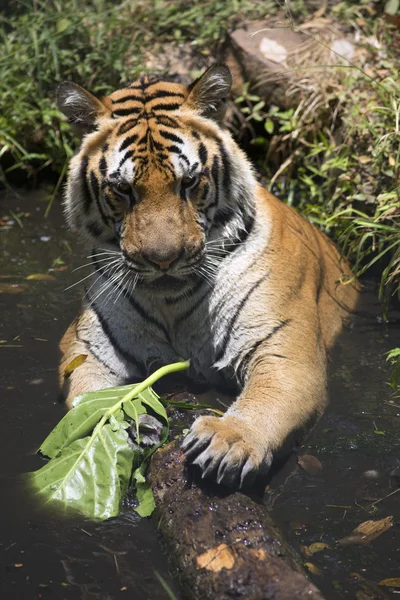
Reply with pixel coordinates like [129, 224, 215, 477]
[140, 272, 200, 295]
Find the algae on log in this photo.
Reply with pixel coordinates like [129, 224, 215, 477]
[148, 441, 324, 600]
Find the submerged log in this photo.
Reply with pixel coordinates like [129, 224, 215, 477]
[148, 440, 324, 600]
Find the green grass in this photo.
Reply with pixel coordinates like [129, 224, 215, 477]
[234, 1, 400, 304]
[0, 0, 271, 179]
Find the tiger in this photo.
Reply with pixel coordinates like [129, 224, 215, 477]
[57, 63, 358, 488]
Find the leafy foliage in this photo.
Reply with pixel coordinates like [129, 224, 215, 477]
[0, 0, 271, 179]
[234, 3, 400, 303]
[386, 348, 400, 391]
[28, 360, 189, 520]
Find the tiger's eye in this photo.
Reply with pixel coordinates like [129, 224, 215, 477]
[182, 175, 199, 190]
[115, 182, 131, 194]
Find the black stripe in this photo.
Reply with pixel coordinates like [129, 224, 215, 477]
[86, 221, 103, 237]
[237, 320, 291, 381]
[118, 119, 138, 135]
[75, 328, 119, 379]
[209, 155, 220, 209]
[120, 134, 138, 152]
[211, 207, 235, 229]
[164, 278, 204, 305]
[215, 273, 271, 363]
[86, 291, 145, 373]
[235, 213, 255, 245]
[113, 107, 142, 117]
[190, 162, 199, 174]
[146, 90, 185, 100]
[112, 95, 144, 104]
[175, 288, 209, 326]
[201, 183, 210, 202]
[152, 103, 181, 112]
[157, 161, 176, 179]
[179, 154, 190, 166]
[192, 130, 200, 140]
[156, 115, 179, 128]
[99, 156, 107, 174]
[103, 191, 115, 210]
[158, 130, 183, 144]
[167, 145, 181, 155]
[80, 156, 92, 214]
[134, 76, 160, 90]
[90, 171, 109, 226]
[102, 143, 109, 152]
[198, 143, 208, 165]
[119, 150, 134, 168]
[219, 142, 232, 193]
[127, 295, 171, 343]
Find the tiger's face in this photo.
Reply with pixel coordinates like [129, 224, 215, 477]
[58, 65, 255, 292]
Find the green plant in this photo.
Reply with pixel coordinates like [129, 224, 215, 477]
[0, 0, 272, 181]
[386, 348, 400, 392]
[234, 4, 400, 302]
[28, 360, 190, 519]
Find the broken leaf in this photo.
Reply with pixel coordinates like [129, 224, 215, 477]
[298, 454, 323, 475]
[301, 542, 330, 557]
[64, 354, 88, 378]
[338, 516, 393, 546]
[26, 274, 56, 281]
[0, 283, 28, 294]
[304, 562, 321, 575]
[358, 156, 373, 164]
[378, 578, 400, 588]
[196, 544, 235, 572]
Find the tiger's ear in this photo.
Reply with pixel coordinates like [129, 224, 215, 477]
[186, 64, 232, 122]
[56, 82, 111, 137]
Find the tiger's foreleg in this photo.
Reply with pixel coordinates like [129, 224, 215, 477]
[182, 305, 327, 487]
[59, 315, 129, 409]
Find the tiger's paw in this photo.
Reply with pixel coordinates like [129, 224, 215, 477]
[181, 415, 273, 489]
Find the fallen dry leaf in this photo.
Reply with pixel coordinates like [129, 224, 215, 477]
[301, 542, 330, 557]
[358, 155, 373, 164]
[64, 354, 88, 378]
[304, 562, 321, 575]
[378, 578, 400, 588]
[0, 283, 28, 294]
[298, 454, 323, 475]
[338, 516, 393, 546]
[26, 273, 56, 281]
[196, 544, 235, 572]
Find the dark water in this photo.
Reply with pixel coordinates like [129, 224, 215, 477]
[269, 288, 400, 597]
[0, 190, 179, 600]
[0, 188, 399, 600]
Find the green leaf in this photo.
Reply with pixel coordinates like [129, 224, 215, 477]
[133, 466, 156, 517]
[135, 483, 156, 517]
[40, 385, 166, 459]
[123, 398, 146, 421]
[30, 424, 136, 520]
[40, 384, 135, 459]
[264, 119, 274, 134]
[140, 387, 168, 422]
[385, 0, 400, 15]
[29, 360, 190, 520]
[56, 19, 71, 34]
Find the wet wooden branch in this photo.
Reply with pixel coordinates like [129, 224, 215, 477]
[148, 440, 324, 600]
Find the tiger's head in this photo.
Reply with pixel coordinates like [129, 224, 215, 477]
[58, 64, 256, 292]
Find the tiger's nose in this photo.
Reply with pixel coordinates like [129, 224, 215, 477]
[144, 251, 179, 270]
